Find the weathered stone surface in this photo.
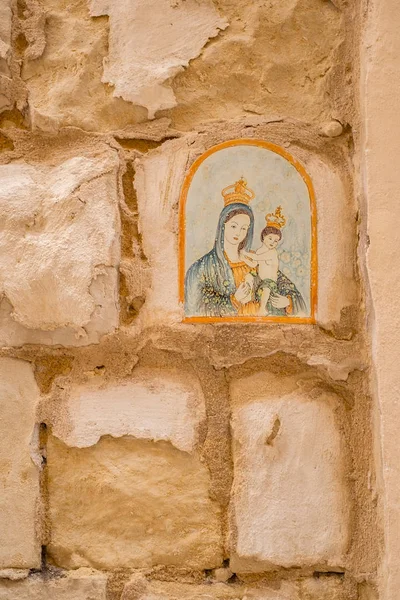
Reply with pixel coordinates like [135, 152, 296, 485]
[0, 150, 120, 346]
[122, 576, 356, 600]
[229, 372, 350, 572]
[121, 575, 301, 600]
[0, 569, 107, 600]
[0, 0, 11, 76]
[21, 0, 348, 132]
[0, 358, 41, 569]
[321, 120, 344, 138]
[47, 435, 222, 569]
[358, 582, 378, 600]
[300, 575, 357, 600]
[90, 0, 228, 119]
[22, 0, 146, 133]
[0, 570, 29, 581]
[166, 0, 346, 130]
[134, 137, 189, 327]
[50, 367, 206, 452]
[362, 0, 400, 597]
[213, 567, 232, 583]
[0, 0, 12, 111]
[309, 155, 357, 326]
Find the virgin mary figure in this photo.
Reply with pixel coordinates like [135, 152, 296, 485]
[184, 178, 305, 318]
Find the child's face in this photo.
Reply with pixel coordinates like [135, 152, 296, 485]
[263, 233, 280, 249]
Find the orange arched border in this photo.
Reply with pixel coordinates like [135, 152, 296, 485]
[179, 139, 317, 324]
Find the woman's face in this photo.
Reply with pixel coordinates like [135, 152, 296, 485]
[224, 213, 251, 246]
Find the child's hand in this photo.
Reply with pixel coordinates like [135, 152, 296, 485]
[241, 252, 258, 266]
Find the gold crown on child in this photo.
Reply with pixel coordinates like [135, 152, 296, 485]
[221, 177, 255, 207]
[266, 205, 286, 229]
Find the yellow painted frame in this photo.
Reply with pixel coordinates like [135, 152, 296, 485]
[179, 139, 317, 324]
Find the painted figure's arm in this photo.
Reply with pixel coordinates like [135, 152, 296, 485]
[274, 271, 307, 315]
[240, 251, 258, 267]
[185, 265, 237, 316]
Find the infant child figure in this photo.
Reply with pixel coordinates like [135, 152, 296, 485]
[241, 206, 286, 316]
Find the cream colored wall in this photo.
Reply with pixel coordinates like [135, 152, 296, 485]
[361, 0, 400, 598]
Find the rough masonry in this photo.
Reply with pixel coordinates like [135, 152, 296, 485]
[0, 0, 384, 599]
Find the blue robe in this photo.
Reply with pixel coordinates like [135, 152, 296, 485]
[185, 203, 254, 317]
[184, 202, 306, 318]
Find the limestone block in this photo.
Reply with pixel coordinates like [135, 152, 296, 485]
[47, 435, 222, 569]
[308, 155, 357, 326]
[50, 367, 206, 453]
[164, 1, 345, 129]
[229, 372, 350, 572]
[0, 570, 29, 581]
[0, 358, 41, 569]
[22, 0, 146, 133]
[358, 582, 378, 600]
[0, 0, 12, 75]
[134, 137, 190, 327]
[21, 0, 346, 132]
[0, 150, 120, 346]
[213, 567, 232, 583]
[0, 569, 107, 600]
[121, 576, 301, 600]
[321, 120, 344, 138]
[300, 575, 357, 600]
[89, 0, 228, 119]
[0, 0, 12, 111]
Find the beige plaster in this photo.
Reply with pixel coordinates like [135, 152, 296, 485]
[0, 149, 120, 346]
[163, 0, 349, 130]
[49, 367, 206, 452]
[134, 137, 189, 329]
[361, 0, 400, 597]
[89, 0, 228, 119]
[47, 435, 223, 570]
[229, 372, 350, 572]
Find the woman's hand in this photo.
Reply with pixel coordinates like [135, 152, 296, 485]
[270, 294, 290, 309]
[234, 282, 252, 304]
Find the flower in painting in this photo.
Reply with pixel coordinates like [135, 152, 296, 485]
[280, 251, 291, 264]
[297, 265, 306, 278]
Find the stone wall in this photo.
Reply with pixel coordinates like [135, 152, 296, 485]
[361, 0, 400, 597]
[0, 0, 385, 599]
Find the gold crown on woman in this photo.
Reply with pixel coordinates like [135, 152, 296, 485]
[221, 177, 255, 206]
[265, 205, 286, 229]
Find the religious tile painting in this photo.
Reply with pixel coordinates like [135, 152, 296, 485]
[179, 139, 317, 323]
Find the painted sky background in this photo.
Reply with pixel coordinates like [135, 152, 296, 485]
[185, 145, 312, 311]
